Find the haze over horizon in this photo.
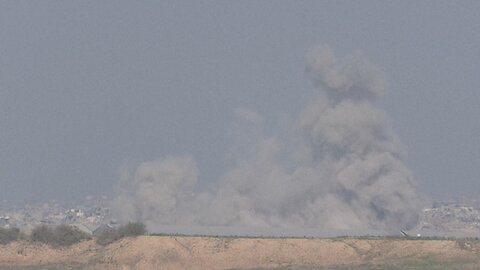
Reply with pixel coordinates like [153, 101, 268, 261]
[1, 1, 480, 204]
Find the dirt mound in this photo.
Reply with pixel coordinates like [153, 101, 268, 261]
[97, 237, 361, 269]
[0, 240, 99, 266]
[1, 236, 479, 269]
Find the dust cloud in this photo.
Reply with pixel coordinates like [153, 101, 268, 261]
[113, 45, 420, 232]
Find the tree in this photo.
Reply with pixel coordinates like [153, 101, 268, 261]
[0, 227, 19, 244]
[30, 224, 89, 247]
[117, 222, 147, 238]
[95, 222, 147, 246]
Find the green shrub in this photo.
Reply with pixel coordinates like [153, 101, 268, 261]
[30, 224, 89, 247]
[117, 222, 146, 238]
[0, 227, 20, 244]
[30, 225, 55, 244]
[95, 222, 146, 246]
[53, 225, 90, 247]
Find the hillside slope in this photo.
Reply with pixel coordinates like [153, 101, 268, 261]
[1, 236, 480, 269]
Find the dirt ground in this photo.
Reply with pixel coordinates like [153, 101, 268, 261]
[1, 236, 480, 269]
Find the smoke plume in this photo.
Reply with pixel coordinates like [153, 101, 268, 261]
[113, 45, 420, 232]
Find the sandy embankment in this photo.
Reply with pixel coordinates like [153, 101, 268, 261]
[1, 236, 479, 269]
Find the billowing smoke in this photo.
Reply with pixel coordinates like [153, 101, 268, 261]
[113, 45, 421, 232]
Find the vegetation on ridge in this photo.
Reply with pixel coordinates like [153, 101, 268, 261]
[30, 224, 90, 247]
[96, 221, 146, 245]
[0, 227, 20, 244]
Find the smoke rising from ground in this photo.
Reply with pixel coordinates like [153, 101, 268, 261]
[113, 45, 421, 231]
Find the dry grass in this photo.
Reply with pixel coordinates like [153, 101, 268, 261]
[0, 236, 479, 270]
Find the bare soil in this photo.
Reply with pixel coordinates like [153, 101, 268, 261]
[1, 236, 480, 269]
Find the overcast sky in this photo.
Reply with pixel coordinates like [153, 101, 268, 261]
[1, 1, 479, 203]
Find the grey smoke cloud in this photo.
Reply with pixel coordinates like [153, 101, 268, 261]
[113, 45, 420, 232]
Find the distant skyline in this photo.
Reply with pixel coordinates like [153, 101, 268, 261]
[1, 1, 480, 202]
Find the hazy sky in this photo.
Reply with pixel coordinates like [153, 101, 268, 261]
[1, 1, 479, 203]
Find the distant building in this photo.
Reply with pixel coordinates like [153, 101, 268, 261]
[0, 216, 10, 227]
